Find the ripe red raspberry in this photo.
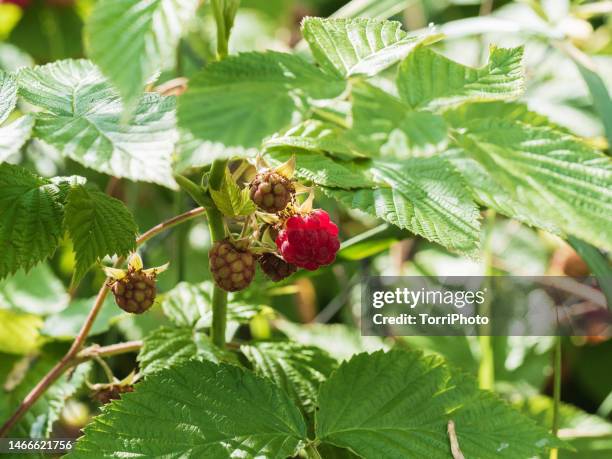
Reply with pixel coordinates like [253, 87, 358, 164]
[259, 253, 297, 282]
[209, 239, 256, 291]
[249, 171, 294, 213]
[111, 271, 156, 314]
[276, 210, 340, 271]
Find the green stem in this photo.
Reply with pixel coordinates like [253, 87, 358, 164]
[174, 191, 188, 282]
[304, 444, 322, 459]
[207, 4, 233, 361]
[210, 281, 228, 348]
[207, 205, 227, 347]
[174, 174, 214, 208]
[209, 159, 228, 191]
[207, 206, 226, 242]
[478, 210, 496, 390]
[478, 334, 494, 390]
[175, 169, 228, 347]
[550, 336, 562, 459]
[211, 0, 229, 60]
[93, 356, 115, 384]
[208, 160, 229, 347]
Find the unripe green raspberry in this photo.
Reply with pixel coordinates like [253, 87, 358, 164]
[249, 171, 294, 213]
[111, 271, 156, 314]
[209, 239, 256, 292]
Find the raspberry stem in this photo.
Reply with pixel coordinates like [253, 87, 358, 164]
[208, 160, 230, 348]
[175, 166, 229, 347]
[211, 0, 229, 60]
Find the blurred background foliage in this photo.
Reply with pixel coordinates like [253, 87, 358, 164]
[0, 0, 611, 457]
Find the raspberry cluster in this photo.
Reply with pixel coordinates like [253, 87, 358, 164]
[209, 239, 256, 292]
[206, 163, 340, 292]
[275, 210, 340, 271]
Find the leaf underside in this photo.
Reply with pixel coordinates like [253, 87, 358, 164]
[17, 59, 178, 189]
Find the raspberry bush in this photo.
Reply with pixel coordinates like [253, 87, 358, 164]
[0, 1, 611, 458]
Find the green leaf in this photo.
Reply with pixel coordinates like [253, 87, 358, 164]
[443, 101, 566, 131]
[178, 51, 344, 149]
[515, 394, 612, 438]
[86, 0, 200, 111]
[64, 186, 137, 282]
[115, 307, 171, 341]
[0, 263, 69, 315]
[71, 360, 307, 458]
[316, 350, 563, 458]
[350, 82, 448, 157]
[339, 223, 405, 260]
[0, 163, 65, 279]
[276, 320, 388, 361]
[442, 102, 573, 233]
[266, 150, 374, 189]
[264, 120, 357, 158]
[0, 69, 17, 123]
[398, 46, 524, 110]
[302, 17, 442, 78]
[0, 114, 34, 162]
[175, 129, 256, 172]
[325, 157, 481, 255]
[0, 43, 34, 73]
[443, 149, 553, 233]
[450, 378, 568, 458]
[137, 326, 230, 375]
[209, 168, 256, 217]
[563, 437, 612, 459]
[0, 308, 42, 355]
[160, 280, 261, 328]
[331, 0, 411, 20]
[160, 282, 210, 328]
[566, 46, 612, 149]
[17, 59, 178, 189]
[450, 117, 612, 250]
[242, 341, 338, 415]
[41, 296, 122, 340]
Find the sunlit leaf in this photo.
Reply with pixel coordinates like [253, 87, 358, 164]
[302, 17, 442, 78]
[18, 59, 178, 189]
